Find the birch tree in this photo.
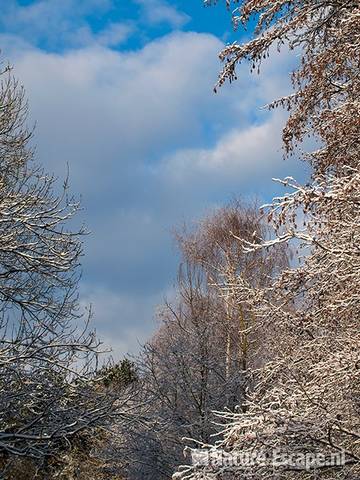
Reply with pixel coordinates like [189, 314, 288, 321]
[176, 201, 288, 401]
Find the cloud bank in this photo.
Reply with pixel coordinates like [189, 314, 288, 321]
[0, 20, 306, 358]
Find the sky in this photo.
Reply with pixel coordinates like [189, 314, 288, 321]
[0, 0, 309, 358]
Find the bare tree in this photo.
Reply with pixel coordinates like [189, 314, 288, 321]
[131, 202, 288, 479]
[176, 201, 288, 401]
[130, 261, 231, 480]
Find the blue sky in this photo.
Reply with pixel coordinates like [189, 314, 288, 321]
[0, 0, 308, 357]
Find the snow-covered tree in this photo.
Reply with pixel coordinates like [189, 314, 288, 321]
[0, 66, 137, 476]
[131, 202, 288, 479]
[174, 1, 360, 479]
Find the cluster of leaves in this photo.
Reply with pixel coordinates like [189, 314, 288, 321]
[99, 359, 138, 390]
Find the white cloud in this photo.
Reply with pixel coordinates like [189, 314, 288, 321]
[59, 22, 135, 49]
[4, 31, 226, 183]
[1, 0, 189, 50]
[160, 114, 285, 185]
[0, 30, 306, 356]
[0, 0, 132, 50]
[96, 22, 134, 47]
[134, 0, 190, 28]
